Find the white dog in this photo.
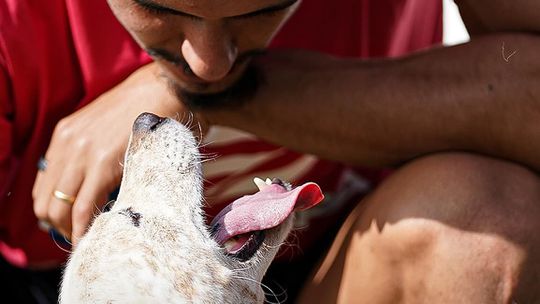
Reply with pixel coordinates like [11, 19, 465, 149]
[60, 112, 323, 303]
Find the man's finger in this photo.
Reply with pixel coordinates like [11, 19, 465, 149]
[47, 163, 84, 238]
[71, 169, 114, 246]
[32, 156, 65, 221]
[48, 170, 83, 237]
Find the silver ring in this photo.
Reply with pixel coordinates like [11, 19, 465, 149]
[37, 156, 48, 171]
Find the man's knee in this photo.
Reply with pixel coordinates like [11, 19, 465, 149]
[349, 152, 540, 302]
[363, 152, 540, 234]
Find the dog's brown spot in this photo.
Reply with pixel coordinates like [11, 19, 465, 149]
[142, 245, 159, 274]
[174, 272, 195, 299]
[76, 246, 100, 284]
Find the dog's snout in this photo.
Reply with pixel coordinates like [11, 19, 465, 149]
[133, 112, 165, 133]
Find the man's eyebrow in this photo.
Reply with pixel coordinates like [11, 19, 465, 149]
[235, 0, 298, 19]
[132, 0, 298, 19]
[133, 0, 196, 18]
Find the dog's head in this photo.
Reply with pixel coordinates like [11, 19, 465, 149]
[60, 112, 323, 303]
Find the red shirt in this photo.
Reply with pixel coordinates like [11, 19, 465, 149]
[0, 0, 441, 267]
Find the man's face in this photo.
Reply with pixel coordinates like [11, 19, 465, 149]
[108, 0, 299, 96]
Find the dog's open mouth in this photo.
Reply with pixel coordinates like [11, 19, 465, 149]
[210, 178, 324, 261]
[221, 230, 266, 261]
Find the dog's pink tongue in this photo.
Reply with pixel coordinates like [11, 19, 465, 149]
[211, 182, 324, 245]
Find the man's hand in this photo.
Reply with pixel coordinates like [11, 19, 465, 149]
[32, 63, 199, 245]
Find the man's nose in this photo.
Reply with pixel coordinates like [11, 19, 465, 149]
[181, 23, 237, 82]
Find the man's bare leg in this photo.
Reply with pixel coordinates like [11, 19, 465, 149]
[298, 153, 540, 303]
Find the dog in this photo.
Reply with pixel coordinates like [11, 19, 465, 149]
[60, 112, 323, 303]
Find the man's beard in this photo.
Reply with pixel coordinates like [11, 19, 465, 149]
[149, 47, 265, 111]
[169, 63, 263, 111]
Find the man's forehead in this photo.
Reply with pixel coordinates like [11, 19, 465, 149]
[143, 0, 296, 19]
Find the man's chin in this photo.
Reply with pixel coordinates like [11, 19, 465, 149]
[168, 65, 262, 111]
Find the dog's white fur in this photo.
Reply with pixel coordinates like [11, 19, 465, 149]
[60, 115, 295, 303]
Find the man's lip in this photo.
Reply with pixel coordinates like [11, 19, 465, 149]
[166, 67, 246, 94]
[168, 59, 247, 86]
[171, 67, 213, 86]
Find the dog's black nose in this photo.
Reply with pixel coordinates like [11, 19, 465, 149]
[133, 112, 165, 132]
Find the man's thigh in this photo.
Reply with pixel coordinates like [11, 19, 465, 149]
[298, 152, 540, 304]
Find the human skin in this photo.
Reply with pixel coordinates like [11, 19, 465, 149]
[298, 152, 540, 303]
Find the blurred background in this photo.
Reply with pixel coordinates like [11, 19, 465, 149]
[443, 0, 470, 46]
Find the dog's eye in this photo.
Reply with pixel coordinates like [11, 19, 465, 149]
[118, 207, 143, 227]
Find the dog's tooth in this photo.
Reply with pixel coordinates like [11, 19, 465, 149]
[224, 239, 236, 252]
[253, 177, 268, 191]
[265, 178, 272, 185]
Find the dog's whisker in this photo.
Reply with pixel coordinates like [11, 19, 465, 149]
[172, 111, 181, 122]
[196, 122, 204, 144]
[230, 263, 258, 272]
[198, 158, 217, 165]
[262, 280, 288, 304]
[280, 237, 304, 258]
[180, 111, 195, 131]
[196, 140, 216, 149]
[200, 196, 212, 209]
[198, 154, 218, 163]
[198, 150, 217, 156]
[176, 112, 190, 128]
[51, 233, 73, 254]
[100, 199, 116, 212]
[188, 111, 194, 127]
[260, 243, 283, 252]
[231, 275, 283, 304]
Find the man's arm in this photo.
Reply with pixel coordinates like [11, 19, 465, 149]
[203, 0, 540, 170]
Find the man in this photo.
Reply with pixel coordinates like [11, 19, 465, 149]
[1, 0, 539, 303]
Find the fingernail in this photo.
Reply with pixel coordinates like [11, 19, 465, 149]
[38, 220, 51, 232]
